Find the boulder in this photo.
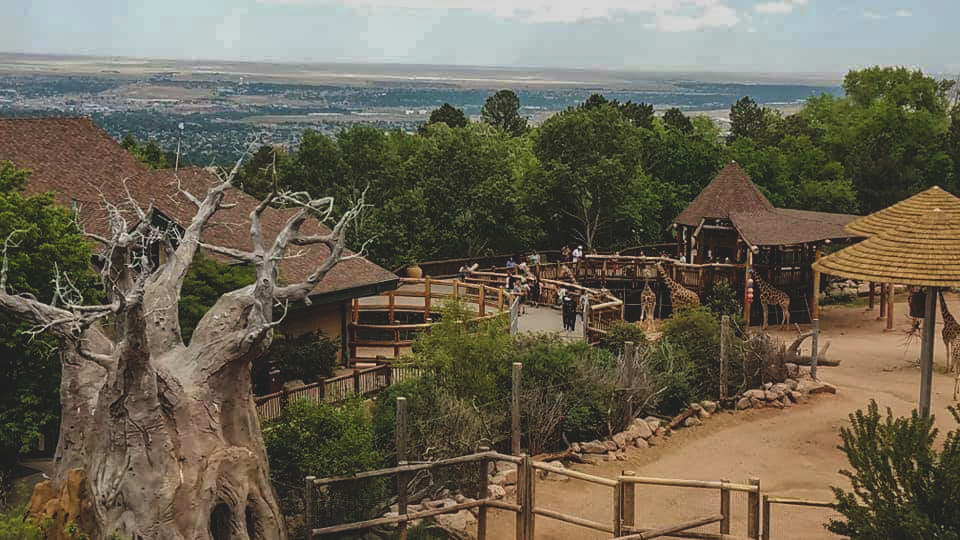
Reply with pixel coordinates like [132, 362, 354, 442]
[698, 409, 712, 420]
[455, 494, 466, 504]
[770, 399, 785, 409]
[751, 398, 764, 409]
[780, 396, 792, 408]
[492, 469, 517, 486]
[763, 382, 773, 390]
[581, 440, 608, 454]
[807, 382, 837, 395]
[690, 403, 703, 412]
[645, 416, 661, 432]
[569, 442, 581, 453]
[745, 389, 766, 400]
[784, 378, 799, 391]
[655, 427, 667, 437]
[424, 499, 445, 510]
[542, 461, 569, 482]
[635, 438, 649, 449]
[487, 485, 506, 500]
[628, 418, 654, 440]
[736, 397, 751, 410]
[789, 390, 807, 403]
[683, 416, 702, 427]
[785, 363, 800, 379]
[772, 383, 788, 393]
[612, 432, 630, 449]
[765, 389, 784, 401]
[604, 440, 619, 452]
[433, 509, 478, 540]
[700, 400, 718, 414]
[442, 498, 459, 508]
[615, 452, 627, 461]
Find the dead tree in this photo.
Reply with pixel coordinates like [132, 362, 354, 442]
[0, 164, 367, 539]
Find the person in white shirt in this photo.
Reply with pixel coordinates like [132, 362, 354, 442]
[572, 245, 583, 263]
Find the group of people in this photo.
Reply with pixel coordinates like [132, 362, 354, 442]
[557, 287, 589, 332]
[560, 245, 585, 263]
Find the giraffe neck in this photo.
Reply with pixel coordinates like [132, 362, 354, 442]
[941, 292, 958, 326]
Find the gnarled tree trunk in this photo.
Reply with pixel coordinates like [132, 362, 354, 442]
[1, 170, 365, 539]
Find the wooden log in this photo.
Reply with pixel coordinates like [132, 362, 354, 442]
[667, 406, 698, 431]
[616, 514, 724, 540]
[747, 478, 760, 539]
[533, 507, 614, 533]
[720, 480, 730, 534]
[530, 449, 595, 465]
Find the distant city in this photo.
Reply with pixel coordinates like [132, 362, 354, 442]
[0, 53, 842, 166]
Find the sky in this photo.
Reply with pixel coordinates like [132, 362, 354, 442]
[1, 0, 956, 75]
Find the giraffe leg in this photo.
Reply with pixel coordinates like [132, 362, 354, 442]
[761, 302, 768, 330]
[782, 301, 790, 329]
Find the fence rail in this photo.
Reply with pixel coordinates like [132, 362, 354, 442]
[762, 496, 837, 540]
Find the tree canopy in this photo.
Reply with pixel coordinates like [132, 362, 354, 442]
[481, 89, 528, 136]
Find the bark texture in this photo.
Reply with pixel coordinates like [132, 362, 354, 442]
[1, 173, 364, 539]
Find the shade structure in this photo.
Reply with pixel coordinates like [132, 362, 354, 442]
[845, 186, 960, 237]
[815, 208, 960, 287]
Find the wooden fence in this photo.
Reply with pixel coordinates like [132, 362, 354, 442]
[761, 496, 836, 540]
[349, 277, 514, 362]
[254, 364, 422, 421]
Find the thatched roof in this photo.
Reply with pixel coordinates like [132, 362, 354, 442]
[845, 186, 960, 237]
[730, 208, 860, 247]
[813, 209, 960, 287]
[673, 162, 773, 227]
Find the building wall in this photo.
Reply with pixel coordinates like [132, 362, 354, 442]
[279, 300, 348, 363]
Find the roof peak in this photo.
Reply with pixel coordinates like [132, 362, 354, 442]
[673, 162, 773, 227]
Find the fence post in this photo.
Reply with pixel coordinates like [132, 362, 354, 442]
[614, 478, 623, 537]
[720, 479, 731, 534]
[388, 290, 396, 324]
[396, 397, 409, 540]
[810, 318, 820, 381]
[512, 362, 522, 456]
[520, 454, 535, 540]
[621, 471, 636, 534]
[304, 475, 316, 539]
[720, 315, 730, 401]
[424, 277, 432, 322]
[479, 285, 486, 317]
[748, 477, 761, 539]
[762, 495, 771, 540]
[353, 369, 360, 395]
[478, 446, 490, 540]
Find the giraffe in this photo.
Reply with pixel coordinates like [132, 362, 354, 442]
[640, 279, 657, 329]
[952, 341, 960, 400]
[751, 272, 791, 330]
[656, 262, 700, 313]
[940, 291, 960, 372]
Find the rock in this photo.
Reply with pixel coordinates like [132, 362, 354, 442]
[655, 427, 666, 437]
[635, 438, 649, 449]
[433, 509, 477, 540]
[442, 498, 458, 508]
[770, 399, 785, 409]
[736, 396, 751, 410]
[570, 442, 581, 453]
[604, 440, 619, 452]
[628, 418, 654, 440]
[785, 363, 800, 378]
[409, 504, 423, 513]
[690, 403, 703, 412]
[784, 378, 799, 391]
[612, 432, 630, 449]
[808, 382, 837, 395]
[384, 511, 400, 518]
[698, 409, 711, 420]
[615, 452, 627, 461]
[27, 469, 97, 540]
[763, 382, 773, 390]
[581, 440, 608, 454]
[683, 416, 702, 427]
[455, 494, 466, 504]
[645, 416, 661, 432]
[492, 469, 517, 486]
[751, 397, 764, 409]
[789, 390, 807, 403]
[424, 499, 444, 509]
[488, 484, 506, 499]
[543, 461, 569, 482]
[772, 383, 787, 393]
[700, 400, 718, 414]
[780, 396, 792, 408]
[745, 389, 766, 400]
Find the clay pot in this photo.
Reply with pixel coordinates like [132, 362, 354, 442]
[406, 264, 423, 278]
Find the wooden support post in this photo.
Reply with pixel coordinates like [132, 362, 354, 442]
[720, 316, 730, 401]
[305, 476, 316, 538]
[479, 286, 486, 317]
[761, 495, 771, 540]
[748, 477, 761, 539]
[744, 249, 753, 328]
[516, 454, 534, 540]
[424, 277, 432, 322]
[353, 369, 360, 395]
[810, 319, 820, 381]
[454, 280, 460, 300]
[868, 282, 876, 310]
[720, 479, 731, 534]
[811, 245, 822, 321]
[512, 362, 522, 456]
[920, 286, 938, 417]
[395, 397, 409, 539]
[886, 283, 895, 331]
[621, 471, 636, 534]
[614, 478, 624, 537]
[388, 290, 396, 324]
[498, 288, 504, 311]
[478, 447, 490, 540]
[879, 282, 888, 318]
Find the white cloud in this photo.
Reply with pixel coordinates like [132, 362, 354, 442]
[753, 0, 806, 15]
[256, 0, 741, 27]
[215, 7, 250, 48]
[895, 8, 912, 17]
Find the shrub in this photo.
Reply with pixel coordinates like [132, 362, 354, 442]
[660, 308, 722, 397]
[263, 398, 384, 535]
[601, 321, 648, 355]
[645, 339, 697, 415]
[828, 401, 960, 538]
[0, 507, 49, 539]
[703, 281, 743, 321]
[269, 330, 339, 383]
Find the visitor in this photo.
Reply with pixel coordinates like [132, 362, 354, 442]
[506, 256, 516, 270]
[530, 278, 541, 306]
[529, 252, 540, 266]
[518, 277, 528, 315]
[561, 245, 571, 262]
[458, 265, 468, 280]
[579, 293, 590, 324]
[572, 245, 583, 263]
[557, 286, 567, 306]
[679, 254, 687, 263]
[563, 295, 577, 331]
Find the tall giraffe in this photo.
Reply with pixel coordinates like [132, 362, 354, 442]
[656, 262, 700, 313]
[751, 272, 791, 330]
[640, 279, 657, 329]
[940, 292, 960, 372]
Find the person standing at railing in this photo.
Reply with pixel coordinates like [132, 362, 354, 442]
[530, 278, 541, 306]
[579, 292, 589, 325]
[561, 245, 571, 262]
[572, 245, 583, 263]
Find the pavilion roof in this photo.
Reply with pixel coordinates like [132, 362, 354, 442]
[673, 162, 773, 227]
[813, 208, 960, 287]
[845, 186, 960, 237]
[729, 208, 860, 247]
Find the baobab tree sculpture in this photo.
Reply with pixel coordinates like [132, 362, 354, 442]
[0, 163, 367, 539]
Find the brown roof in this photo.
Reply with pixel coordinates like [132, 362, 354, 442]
[673, 162, 774, 227]
[845, 186, 960, 237]
[729, 208, 860, 247]
[814, 208, 960, 287]
[0, 116, 397, 298]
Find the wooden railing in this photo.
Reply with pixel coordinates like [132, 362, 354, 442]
[761, 496, 836, 540]
[349, 277, 514, 362]
[254, 364, 423, 421]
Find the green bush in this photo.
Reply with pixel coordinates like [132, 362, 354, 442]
[270, 330, 339, 383]
[263, 398, 385, 535]
[601, 321, 648, 355]
[828, 401, 960, 538]
[645, 339, 697, 415]
[660, 308, 722, 397]
[0, 507, 49, 540]
[703, 281, 743, 322]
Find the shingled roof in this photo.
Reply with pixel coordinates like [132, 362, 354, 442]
[673, 162, 774, 227]
[0, 117, 397, 299]
[729, 208, 860, 247]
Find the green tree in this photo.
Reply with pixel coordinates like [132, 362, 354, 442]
[119, 134, 172, 169]
[481, 89, 528, 136]
[662, 107, 693, 135]
[0, 162, 99, 488]
[828, 401, 960, 539]
[178, 252, 256, 342]
[424, 103, 469, 129]
[618, 101, 656, 130]
[728, 96, 769, 143]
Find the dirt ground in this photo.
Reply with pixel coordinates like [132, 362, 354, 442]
[488, 293, 960, 539]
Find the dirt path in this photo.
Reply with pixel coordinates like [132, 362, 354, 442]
[489, 294, 960, 539]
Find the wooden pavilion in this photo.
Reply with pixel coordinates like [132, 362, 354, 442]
[672, 162, 862, 324]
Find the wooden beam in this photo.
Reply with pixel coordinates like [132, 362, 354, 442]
[886, 283, 895, 331]
[811, 245, 822, 320]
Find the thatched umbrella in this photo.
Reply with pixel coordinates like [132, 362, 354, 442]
[814, 207, 960, 416]
[846, 185, 960, 237]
